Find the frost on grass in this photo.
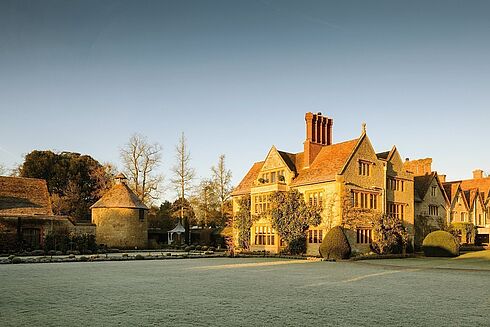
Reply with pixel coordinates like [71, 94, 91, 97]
[0, 256, 488, 326]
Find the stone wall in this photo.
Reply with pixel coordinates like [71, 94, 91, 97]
[92, 207, 148, 249]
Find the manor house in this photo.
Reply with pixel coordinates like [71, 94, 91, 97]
[232, 112, 414, 256]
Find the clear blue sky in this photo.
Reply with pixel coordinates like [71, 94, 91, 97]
[1, 0, 489, 202]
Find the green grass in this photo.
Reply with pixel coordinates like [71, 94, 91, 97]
[0, 254, 489, 326]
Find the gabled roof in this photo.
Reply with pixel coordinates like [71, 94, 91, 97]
[277, 150, 297, 173]
[0, 176, 53, 216]
[376, 146, 397, 162]
[376, 151, 390, 160]
[459, 177, 490, 202]
[414, 172, 450, 205]
[414, 173, 435, 201]
[443, 182, 469, 210]
[231, 161, 264, 196]
[291, 138, 359, 186]
[232, 137, 360, 193]
[90, 182, 148, 210]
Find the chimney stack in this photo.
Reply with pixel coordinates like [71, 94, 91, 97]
[304, 112, 333, 168]
[439, 174, 446, 183]
[473, 169, 484, 179]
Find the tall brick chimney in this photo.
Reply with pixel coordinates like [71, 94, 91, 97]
[438, 174, 446, 183]
[473, 169, 484, 179]
[303, 112, 333, 168]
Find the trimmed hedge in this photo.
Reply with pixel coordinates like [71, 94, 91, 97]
[319, 226, 351, 260]
[422, 231, 459, 257]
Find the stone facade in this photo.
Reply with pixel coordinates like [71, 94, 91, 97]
[91, 207, 147, 249]
[413, 173, 449, 248]
[232, 112, 415, 256]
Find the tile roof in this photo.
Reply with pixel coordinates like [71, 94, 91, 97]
[414, 173, 435, 201]
[277, 151, 297, 173]
[376, 151, 390, 160]
[231, 161, 264, 196]
[232, 138, 359, 194]
[291, 138, 359, 186]
[459, 177, 490, 202]
[443, 182, 460, 203]
[91, 182, 148, 210]
[0, 176, 53, 216]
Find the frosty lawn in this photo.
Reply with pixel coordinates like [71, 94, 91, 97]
[1, 255, 489, 327]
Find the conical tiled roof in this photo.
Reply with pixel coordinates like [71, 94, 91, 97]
[91, 182, 148, 210]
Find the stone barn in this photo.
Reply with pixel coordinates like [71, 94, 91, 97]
[91, 173, 149, 249]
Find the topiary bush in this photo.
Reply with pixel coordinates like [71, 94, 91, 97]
[319, 226, 351, 260]
[422, 231, 459, 257]
[135, 254, 144, 260]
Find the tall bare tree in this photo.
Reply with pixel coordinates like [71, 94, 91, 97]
[211, 154, 233, 223]
[0, 163, 6, 176]
[120, 133, 163, 204]
[191, 179, 219, 227]
[171, 132, 195, 243]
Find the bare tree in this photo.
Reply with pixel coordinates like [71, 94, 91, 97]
[171, 132, 195, 243]
[0, 163, 6, 176]
[211, 154, 233, 223]
[120, 134, 163, 204]
[191, 179, 219, 227]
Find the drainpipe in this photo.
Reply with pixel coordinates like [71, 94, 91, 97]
[382, 162, 387, 215]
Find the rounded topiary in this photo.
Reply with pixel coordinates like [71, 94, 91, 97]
[135, 254, 144, 260]
[422, 231, 459, 257]
[319, 226, 351, 260]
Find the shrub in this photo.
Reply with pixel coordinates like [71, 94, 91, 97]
[184, 246, 191, 252]
[11, 257, 22, 264]
[201, 246, 208, 251]
[122, 253, 129, 258]
[371, 214, 409, 255]
[195, 245, 202, 251]
[79, 256, 88, 262]
[288, 237, 307, 255]
[31, 250, 45, 256]
[319, 226, 351, 260]
[188, 245, 196, 251]
[208, 246, 216, 252]
[422, 231, 459, 257]
[135, 254, 144, 260]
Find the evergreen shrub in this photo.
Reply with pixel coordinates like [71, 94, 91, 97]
[319, 226, 351, 260]
[422, 231, 459, 257]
